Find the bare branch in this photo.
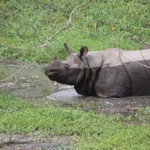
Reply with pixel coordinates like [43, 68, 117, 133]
[37, 1, 91, 49]
[1, 1, 91, 51]
[0, 47, 49, 82]
[0, 64, 31, 82]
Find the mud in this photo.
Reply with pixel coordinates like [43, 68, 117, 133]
[0, 133, 73, 150]
[0, 58, 150, 114]
[0, 59, 150, 149]
[0, 59, 76, 150]
[47, 89, 150, 115]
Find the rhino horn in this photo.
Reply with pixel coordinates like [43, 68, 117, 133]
[63, 43, 73, 55]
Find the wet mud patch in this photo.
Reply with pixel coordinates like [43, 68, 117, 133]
[0, 58, 150, 115]
[0, 60, 75, 149]
[0, 59, 54, 101]
[47, 89, 150, 116]
[0, 133, 73, 150]
[0, 59, 150, 149]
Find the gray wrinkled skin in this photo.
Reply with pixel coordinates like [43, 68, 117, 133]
[45, 44, 150, 98]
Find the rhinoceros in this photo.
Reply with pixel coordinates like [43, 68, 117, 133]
[45, 43, 150, 98]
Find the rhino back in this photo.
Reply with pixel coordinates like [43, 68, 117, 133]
[75, 48, 150, 97]
[121, 49, 150, 96]
[94, 49, 131, 97]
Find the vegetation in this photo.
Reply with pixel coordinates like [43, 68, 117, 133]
[0, 93, 150, 149]
[0, 1, 150, 149]
[0, 0, 149, 62]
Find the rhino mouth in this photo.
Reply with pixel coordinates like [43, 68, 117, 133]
[49, 69, 60, 76]
[45, 69, 57, 77]
[46, 69, 67, 77]
[50, 69, 58, 73]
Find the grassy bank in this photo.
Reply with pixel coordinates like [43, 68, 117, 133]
[1, 1, 150, 149]
[0, 93, 150, 149]
[0, 0, 149, 62]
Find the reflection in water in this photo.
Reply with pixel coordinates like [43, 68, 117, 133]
[47, 88, 150, 115]
[1, 61, 150, 116]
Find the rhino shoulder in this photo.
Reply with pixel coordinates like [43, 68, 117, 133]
[102, 48, 123, 68]
[86, 51, 104, 68]
[86, 49, 123, 68]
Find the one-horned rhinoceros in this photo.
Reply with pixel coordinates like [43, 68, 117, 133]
[45, 43, 150, 98]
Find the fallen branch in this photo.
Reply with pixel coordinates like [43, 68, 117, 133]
[1, 1, 91, 52]
[0, 46, 49, 82]
[37, 0, 91, 49]
[0, 64, 31, 82]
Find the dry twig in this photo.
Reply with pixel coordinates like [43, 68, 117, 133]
[37, 0, 91, 48]
[0, 64, 32, 82]
[0, 1, 91, 82]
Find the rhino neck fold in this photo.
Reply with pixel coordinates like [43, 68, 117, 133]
[74, 57, 96, 96]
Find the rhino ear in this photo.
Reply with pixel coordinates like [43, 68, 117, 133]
[63, 43, 73, 55]
[80, 46, 88, 57]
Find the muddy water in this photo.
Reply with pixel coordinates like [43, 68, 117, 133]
[0, 60, 75, 150]
[0, 59, 150, 149]
[0, 59, 150, 115]
[48, 89, 150, 115]
[0, 60, 53, 99]
[0, 133, 72, 150]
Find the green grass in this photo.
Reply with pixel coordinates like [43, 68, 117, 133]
[1, 1, 150, 149]
[0, 93, 150, 149]
[0, 0, 149, 62]
[0, 70, 6, 80]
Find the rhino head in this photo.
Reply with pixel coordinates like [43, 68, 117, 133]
[45, 43, 89, 85]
